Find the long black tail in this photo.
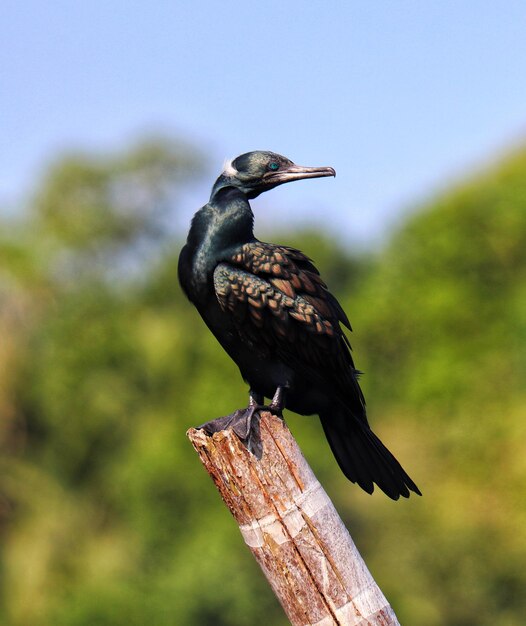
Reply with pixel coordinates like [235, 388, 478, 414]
[320, 410, 421, 500]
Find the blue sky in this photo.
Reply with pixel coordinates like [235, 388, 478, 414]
[2, 2, 526, 243]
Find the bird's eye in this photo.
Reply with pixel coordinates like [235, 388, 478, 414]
[268, 162, 279, 171]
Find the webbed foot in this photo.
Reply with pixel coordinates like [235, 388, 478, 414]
[199, 406, 263, 457]
[197, 391, 264, 458]
[197, 387, 287, 459]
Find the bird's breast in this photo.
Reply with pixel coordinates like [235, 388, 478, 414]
[178, 240, 218, 304]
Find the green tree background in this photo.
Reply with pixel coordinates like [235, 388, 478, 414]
[1, 137, 524, 625]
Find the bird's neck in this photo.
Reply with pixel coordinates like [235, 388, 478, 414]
[185, 187, 255, 281]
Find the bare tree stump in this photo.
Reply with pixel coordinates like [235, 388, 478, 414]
[187, 412, 401, 626]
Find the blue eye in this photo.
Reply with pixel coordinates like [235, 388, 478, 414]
[268, 162, 279, 171]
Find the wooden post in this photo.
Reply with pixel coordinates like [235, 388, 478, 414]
[187, 412, 401, 626]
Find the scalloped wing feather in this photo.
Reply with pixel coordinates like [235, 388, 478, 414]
[213, 242, 358, 396]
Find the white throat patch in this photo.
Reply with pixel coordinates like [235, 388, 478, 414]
[222, 158, 238, 177]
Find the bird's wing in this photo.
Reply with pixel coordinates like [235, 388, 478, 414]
[229, 242, 352, 329]
[214, 241, 363, 405]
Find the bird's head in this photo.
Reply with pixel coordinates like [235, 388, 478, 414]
[212, 151, 335, 199]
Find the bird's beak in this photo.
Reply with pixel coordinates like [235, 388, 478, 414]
[263, 164, 336, 185]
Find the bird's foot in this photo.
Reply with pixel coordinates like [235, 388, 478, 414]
[197, 411, 244, 435]
[198, 405, 263, 458]
[197, 387, 287, 459]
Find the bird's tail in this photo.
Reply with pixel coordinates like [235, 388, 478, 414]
[319, 409, 421, 500]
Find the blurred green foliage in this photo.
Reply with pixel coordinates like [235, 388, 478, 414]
[1, 138, 525, 626]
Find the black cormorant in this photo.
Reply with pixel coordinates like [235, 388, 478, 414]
[178, 151, 420, 499]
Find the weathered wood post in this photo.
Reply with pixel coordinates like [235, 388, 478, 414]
[187, 411, 401, 626]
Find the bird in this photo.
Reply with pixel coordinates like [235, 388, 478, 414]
[178, 150, 421, 499]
